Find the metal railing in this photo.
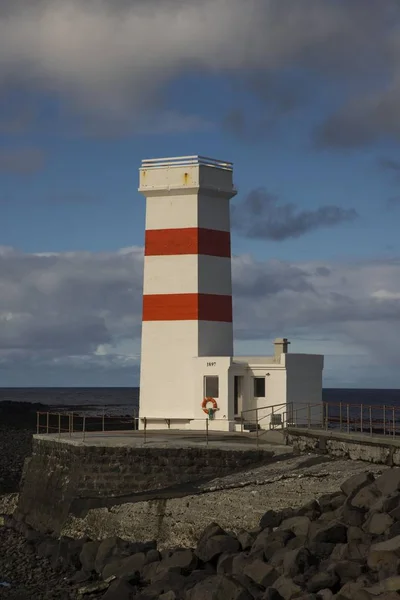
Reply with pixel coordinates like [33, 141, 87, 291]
[141, 155, 233, 171]
[36, 413, 240, 446]
[240, 401, 400, 441]
[36, 409, 139, 441]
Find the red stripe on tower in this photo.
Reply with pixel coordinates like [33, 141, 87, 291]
[145, 228, 231, 257]
[142, 293, 232, 322]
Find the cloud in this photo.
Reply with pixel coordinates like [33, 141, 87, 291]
[0, 147, 45, 175]
[231, 188, 358, 241]
[1, 246, 400, 385]
[0, 0, 398, 136]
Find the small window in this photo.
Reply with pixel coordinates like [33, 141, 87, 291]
[254, 377, 265, 397]
[204, 376, 219, 398]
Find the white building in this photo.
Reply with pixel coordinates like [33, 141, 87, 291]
[138, 155, 324, 432]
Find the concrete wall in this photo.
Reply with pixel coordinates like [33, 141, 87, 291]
[285, 354, 324, 426]
[16, 438, 271, 535]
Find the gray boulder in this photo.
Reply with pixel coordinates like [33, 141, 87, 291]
[185, 574, 253, 600]
[195, 534, 241, 563]
[243, 558, 279, 588]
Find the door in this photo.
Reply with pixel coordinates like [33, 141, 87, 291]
[234, 376, 244, 416]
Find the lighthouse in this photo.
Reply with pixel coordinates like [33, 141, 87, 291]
[138, 156, 237, 428]
[138, 155, 324, 432]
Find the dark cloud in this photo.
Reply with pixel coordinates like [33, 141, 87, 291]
[0, 247, 400, 384]
[0, 148, 45, 175]
[231, 188, 358, 241]
[0, 0, 398, 138]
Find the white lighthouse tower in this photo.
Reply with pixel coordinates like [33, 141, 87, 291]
[138, 156, 237, 429]
[138, 155, 324, 433]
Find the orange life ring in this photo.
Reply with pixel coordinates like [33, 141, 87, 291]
[202, 397, 218, 414]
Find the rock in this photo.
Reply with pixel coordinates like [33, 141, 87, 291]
[160, 549, 197, 573]
[234, 574, 265, 599]
[272, 575, 302, 600]
[307, 571, 338, 594]
[159, 592, 178, 600]
[364, 575, 400, 595]
[283, 548, 313, 578]
[145, 549, 161, 564]
[363, 512, 393, 536]
[36, 538, 59, 559]
[195, 534, 241, 563]
[370, 534, 400, 553]
[243, 558, 279, 588]
[346, 527, 366, 543]
[279, 517, 311, 538]
[237, 529, 255, 551]
[102, 552, 145, 581]
[69, 569, 92, 584]
[296, 500, 321, 521]
[260, 509, 294, 531]
[318, 492, 346, 513]
[286, 537, 308, 551]
[80, 540, 100, 572]
[262, 589, 284, 600]
[333, 560, 364, 584]
[371, 492, 400, 514]
[77, 580, 111, 595]
[340, 504, 365, 528]
[350, 485, 381, 512]
[316, 590, 333, 600]
[95, 536, 131, 574]
[198, 522, 226, 542]
[186, 574, 253, 600]
[142, 571, 186, 597]
[341, 472, 375, 498]
[217, 552, 236, 575]
[101, 578, 137, 600]
[306, 542, 335, 561]
[231, 553, 253, 575]
[309, 521, 347, 544]
[374, 469, 400, 496]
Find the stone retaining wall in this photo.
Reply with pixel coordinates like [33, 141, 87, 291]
[16, 438, 271, 535]
[287, 427, 400, 465]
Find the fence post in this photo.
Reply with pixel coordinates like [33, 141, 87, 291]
[36, 412, 40, 435]
[383, 405, 386, 436]
[271, 406, 274, 430]
[82, 415, 86, 441]
[206, 418, 209, 446]
[102, 408, 105, 433]
[346, 404, 350, 434]
[360, 404, 363, 434]
[46, 412, 49, 434]
[256, 408, 259, 447]
[58, 413, 61, 439]
[144, 417, 147, 444]
[307, 404, 311, 429]
[339, 403, 342, 432]
[241, 412, 244, 434]
[369, 406, 372, 436]
[325, 403, 328, 430]
[71, 412, 74, 435]
[393, 408, 396, 437]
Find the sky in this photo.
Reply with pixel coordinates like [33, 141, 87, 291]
[1, 0, 400, 388]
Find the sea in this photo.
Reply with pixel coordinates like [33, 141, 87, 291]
[0, 387, 400, 417]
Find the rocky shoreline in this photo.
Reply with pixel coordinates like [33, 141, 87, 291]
[3, 467, 400, 598]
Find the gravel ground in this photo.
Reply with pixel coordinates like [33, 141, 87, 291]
[0, 527, 76, 600]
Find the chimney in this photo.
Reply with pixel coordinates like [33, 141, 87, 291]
[274, 338, 290, 360]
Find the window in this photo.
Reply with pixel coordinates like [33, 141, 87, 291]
[204, 376, 219, 398]
[254, 377, 265, 398]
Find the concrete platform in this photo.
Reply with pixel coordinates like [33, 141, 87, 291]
[34, 428, 287, 450]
